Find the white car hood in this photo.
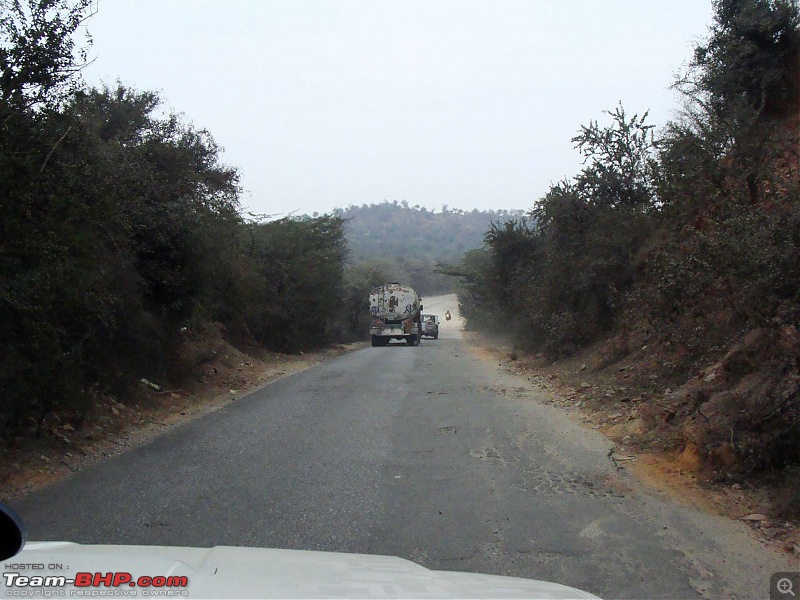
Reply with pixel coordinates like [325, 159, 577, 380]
[3, 542, 599, 599]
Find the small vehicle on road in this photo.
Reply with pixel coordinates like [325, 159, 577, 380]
[421, 314, 439, 339]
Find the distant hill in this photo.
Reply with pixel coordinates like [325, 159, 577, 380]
[336, 201, 524, 263]
[333, 202, 525, 293]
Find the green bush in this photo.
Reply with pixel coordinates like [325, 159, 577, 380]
[0, 3, 357, 438]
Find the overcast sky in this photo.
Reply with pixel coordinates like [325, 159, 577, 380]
[83, 0, 713, 217]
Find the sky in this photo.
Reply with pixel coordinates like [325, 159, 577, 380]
[82, 0, 714, 217]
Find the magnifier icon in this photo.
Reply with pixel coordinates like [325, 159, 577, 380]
[778, 578, 796, 597]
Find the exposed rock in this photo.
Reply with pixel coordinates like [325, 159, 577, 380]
[741, 513, 768, 522]
[611, 453, 636, 462]
[762, 528, 782, 539]
[140, 378, 161, 391]
[607, 418, 647, 439]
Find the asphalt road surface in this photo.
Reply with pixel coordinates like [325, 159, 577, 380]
[11, 295, 795, 599]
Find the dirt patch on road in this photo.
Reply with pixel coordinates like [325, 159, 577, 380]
[466, 333, 800, 558]
[0, 341, 365, 502]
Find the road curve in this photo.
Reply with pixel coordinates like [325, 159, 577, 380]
[11, 295, 794, 599]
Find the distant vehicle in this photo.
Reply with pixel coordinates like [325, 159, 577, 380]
[369, 283, 422, 347]
[421, 313, 439, 339]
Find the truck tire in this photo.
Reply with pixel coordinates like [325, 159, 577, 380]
[372, 336, 387, 347]
[406, 334, 420, 346]
[433, 332, 438, 339]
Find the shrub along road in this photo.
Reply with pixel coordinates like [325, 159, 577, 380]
[12, 296, 795, 599]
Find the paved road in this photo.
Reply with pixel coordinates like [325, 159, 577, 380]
[11, 295, 795, 598]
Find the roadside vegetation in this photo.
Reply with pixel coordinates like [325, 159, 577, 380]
[5, 0, 797, 518]
[0, 1, 511, 446]
[0, 0, 379, 442]
[455, 0, 799, 488]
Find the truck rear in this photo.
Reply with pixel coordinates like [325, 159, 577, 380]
[369, 283, 422, 347]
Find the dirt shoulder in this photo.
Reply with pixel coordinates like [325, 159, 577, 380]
[0, 341, 366, 503]
[463, 331, 800, 560]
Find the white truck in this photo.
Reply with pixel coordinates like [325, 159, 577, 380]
[369, 283, 423, 347]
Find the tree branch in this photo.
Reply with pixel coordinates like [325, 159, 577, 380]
[39, 125, 72, 173]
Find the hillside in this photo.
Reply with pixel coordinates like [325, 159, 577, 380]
[335, 202, 524, 294]
[454, 0, 800, 514]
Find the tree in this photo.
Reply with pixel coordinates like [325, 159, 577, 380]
[250, 215, 348, 352]
[467, 108, 659, 355]
[342, 260, 389, 339]
[678, 0, 800, 120]
[572, 104, 659, 210]
[0, 0, 94, 107]
[1, 0, 98, 433]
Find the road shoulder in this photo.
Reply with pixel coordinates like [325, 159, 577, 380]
[463, 331, 800, 563]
